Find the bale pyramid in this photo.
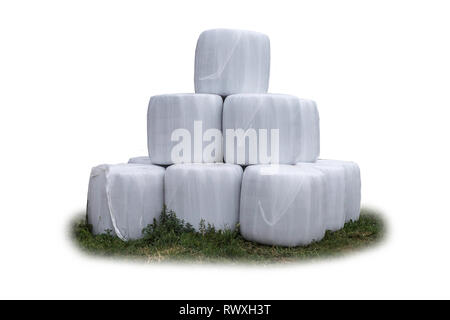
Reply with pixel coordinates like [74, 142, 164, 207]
[87, 29, 361, 247]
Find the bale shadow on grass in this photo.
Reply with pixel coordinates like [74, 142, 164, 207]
[70, 207, 386, 264]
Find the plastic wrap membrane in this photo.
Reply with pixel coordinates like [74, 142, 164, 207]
[86, 29, 362, 247]
[223, 94, 320, 165]
[296, 162, 346, 231]
[147, 94, 223, 165]
[128, 156, 152, 165]
[87, 164, 165, 240]
[195, 29, 270, 96]
[165, 163, 243, 231]
[317, 159, 361, 222]
[239, 165, 326, 247]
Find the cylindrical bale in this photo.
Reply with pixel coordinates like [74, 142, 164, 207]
[297, 162, 346, 231]
[195, 29, 270, 96]
[223, 94, 320, 165]
[164, 163, 243, 231]
[239, 164, 326, 247]
[317, 159, 361, 223]
[87, 163, 165, 240]
[147, 93, 223, 165]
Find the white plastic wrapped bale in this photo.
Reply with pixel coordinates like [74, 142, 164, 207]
[87, 164, 165, 240]
[164, 163, 243, 231]
[223, 94, 320, 165]
[147, 94, 223, 165]
[296, 162, 346, 231]
[128, 156, 152, 165]
[317, 159, 361, 222]
[195, 29, 270, 96]
[239, 165, 326, 247]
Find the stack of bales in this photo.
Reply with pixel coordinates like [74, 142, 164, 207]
[87, 29, 361, 246]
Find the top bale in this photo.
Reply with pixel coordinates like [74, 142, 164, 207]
[194, 29, 270, 97]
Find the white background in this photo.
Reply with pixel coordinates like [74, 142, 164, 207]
[1, 0, 449, 299]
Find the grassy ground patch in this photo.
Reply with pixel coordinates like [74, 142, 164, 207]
[72, 207, 385, 263]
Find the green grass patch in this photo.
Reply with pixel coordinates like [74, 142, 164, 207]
[72, 207, 385, 263]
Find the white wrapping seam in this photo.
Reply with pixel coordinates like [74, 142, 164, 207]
[198, 32, 242, 81]
[240, 165, 326, 246]
[258, 174, 305, 227]
[104, 166, 127, 241]
[90, 165, 106, 178]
